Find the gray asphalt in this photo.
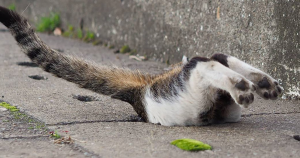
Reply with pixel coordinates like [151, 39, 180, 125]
[0, 24, 299, 158]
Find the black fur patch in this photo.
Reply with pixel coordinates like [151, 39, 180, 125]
[95, 79, 116, 95]
[198, 90, 235, 124]
[211, 53, 229, 67]
[150, 73, 184, 101]
[0, 6, 22, 28]
[235, 80, 248, 91]
[272, 91, 278, 98]
[257, 77, 271, 89]
[212, 90, 235, 122]
[15, 32, 32, 46]
[183, 56, 210, 80]
[111, 88, 147, 121]
[277, 86, 282, 93]
[43, 63, 52, 72]
[263, 92, 269, 99]
[27, 48, 41, 60]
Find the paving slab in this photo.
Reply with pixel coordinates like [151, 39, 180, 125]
[48, 114, 300, 158]
[0, 108, 96, 158]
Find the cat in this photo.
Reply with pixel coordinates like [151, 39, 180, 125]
[0, 6, 283, 126]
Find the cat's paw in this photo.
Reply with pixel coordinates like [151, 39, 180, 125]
[254, 75, 283, 100]
[230, 78, 256, 108]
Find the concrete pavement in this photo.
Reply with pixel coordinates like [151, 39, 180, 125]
[0, 24, 299, 157]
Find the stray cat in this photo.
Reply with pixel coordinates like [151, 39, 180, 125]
[0, 6, 283, 126]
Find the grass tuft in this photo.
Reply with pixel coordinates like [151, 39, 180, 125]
[120, 45, 131, 54]
[8, 3, 16, 11]
[37, 13, 61, 32]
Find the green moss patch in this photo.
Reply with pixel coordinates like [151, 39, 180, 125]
[0, 102, 46, 130]
[83, 31, 95, 42]
[62, 25, 75, 38]
[0, 102, 19, 112]
[120, 45, 131, 54]
[171, 139, 212, 151]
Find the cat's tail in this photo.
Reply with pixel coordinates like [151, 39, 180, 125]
[0, 6, 151, 105]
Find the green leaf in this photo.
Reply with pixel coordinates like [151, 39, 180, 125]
[171, 139, 212, 151]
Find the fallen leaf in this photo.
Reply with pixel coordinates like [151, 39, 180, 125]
[217, 6, 220, 20]
[171, 138, 212, 151]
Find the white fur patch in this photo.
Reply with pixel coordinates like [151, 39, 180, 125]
[144, 69, 215, 126]
[182, 55, 189, 65]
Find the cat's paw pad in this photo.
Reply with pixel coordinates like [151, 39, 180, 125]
[231, 79, 256, 108]
[237, 92, 254, 108]
[256, 76, 283, 100]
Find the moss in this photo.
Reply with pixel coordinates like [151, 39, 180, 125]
[108, 45, 115, 49]
[171, 139, 212, 151]
[68, 25, 74, 32]
[62, 25, 75, 38]
[129, 49, 137, 55]
[77, 29, 83, 39]
[0, 102, 19, 112]
[35, 124, 43, 129]
[8, 3, 16, 11]
[92, 40, 102, 46]
[36, 13, 61, 32]
[83, 31, 95, 42]
[0, 102, 46, 130]
[120, 45, 131, 54]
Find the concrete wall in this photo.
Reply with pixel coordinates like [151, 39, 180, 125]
[0, 0, 299, 99]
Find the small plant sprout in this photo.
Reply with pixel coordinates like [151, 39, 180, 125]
[49, 131, 61, 139]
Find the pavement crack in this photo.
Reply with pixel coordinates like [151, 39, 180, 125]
[1, 135, 49, 140]
[46, 119, 144, 126]
[242, 111, 300, 117]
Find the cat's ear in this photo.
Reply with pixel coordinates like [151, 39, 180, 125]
[182, 55, 189, 65]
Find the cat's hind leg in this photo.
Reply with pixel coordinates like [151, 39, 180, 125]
[211, 54, 283, 100]
[191, 59, 256, 108]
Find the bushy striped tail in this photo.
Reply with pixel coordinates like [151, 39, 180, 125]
[0, 6, 151, 113]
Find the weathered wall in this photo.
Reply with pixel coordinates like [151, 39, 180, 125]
[0, 0, 299, 98]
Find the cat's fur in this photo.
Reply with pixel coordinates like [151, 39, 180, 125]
[0, 6, 283, 126]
